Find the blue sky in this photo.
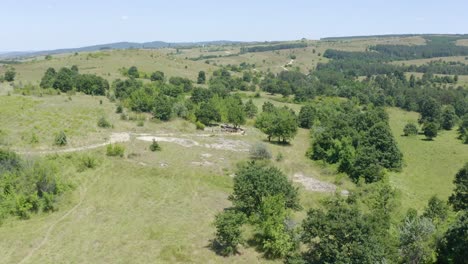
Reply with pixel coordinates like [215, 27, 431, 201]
[1, 0, 467, 51]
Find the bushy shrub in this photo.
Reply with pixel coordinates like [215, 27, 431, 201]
[97, 116, 112, 128]
[54, 131, 67, 146]
[149, 139, 161, 152]
[116, 105, 123, 113]
[106, 144, 125, 157]
[196, 121, 205, 130]
[77, 154, 98, 172]
[249, 142, 272, 160]
[403, 123, 418, 136]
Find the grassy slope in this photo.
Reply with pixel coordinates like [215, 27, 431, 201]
[387, 107, 468, 211]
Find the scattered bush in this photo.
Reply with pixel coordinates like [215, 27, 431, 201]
[249, 142, 272, 160]
[276, 152, 284, 162]
[116, 105, 123, 113]
[97, 116, 112, 128]
[403, 123, 418, 136]
[195, 121, 205, 130]
[149, 139, 162, 152]
[77, 154, 98, 172]
[54, 131, 67, 146]
[106, 144, 125, 157]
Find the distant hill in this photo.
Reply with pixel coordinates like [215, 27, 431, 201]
[321, 33, 468, 41]
[0, 40, 246, 59]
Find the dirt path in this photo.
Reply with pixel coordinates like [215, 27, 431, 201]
[293, 172, 349, 195]
[18, 186, 88, 264]
[17, 132, 131, 155]
[136, 136, 250, 152]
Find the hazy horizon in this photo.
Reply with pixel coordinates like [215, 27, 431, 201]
[1, 0, 467, 51]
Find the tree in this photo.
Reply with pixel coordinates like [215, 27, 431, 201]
[399, 215, 436, 264]
[191, 87, 213, 104]
[257, 195, 295, 258]
[419, 97, 441, 124]
[53, 67, 75, 92]
[298, 104, 316, 129]
[422, 195, 448, 224]
[75, 74, 109, 95]
[4, 68, 16, 82]
[448, 163, 468, 211]
[227, 100, 246, 128]
[301, 197, 388, 264]
[40, 67, 57, 88]
[150, 71, 165, 82]
[423, 122, 438, 140]
[436, 212, 468, 264]
[403, 123, 419, 136]
[459, 114, 468, 143]
[195, 101, 221, 125]
[197, 71, 206, 84]
[361, 122, 402, 170]
[244, 99, 258, 118]
[255, 107, 298, 143]
[169, 76, 193, 92]
[229, 162, 299, 217]
[127, 66, 139, 78]
[441, 105, 457, 130]
[152, 96, 173, 121]
[213, 209, 247, 256]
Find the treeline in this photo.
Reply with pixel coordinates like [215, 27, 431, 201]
[212, 160, 468, 263]
[322, 49, 468, 76]
[112, 66, 259, 128]
[370, 43, 468, 60]
[240, 42, 307, 53]
[40, 66, 109, 95]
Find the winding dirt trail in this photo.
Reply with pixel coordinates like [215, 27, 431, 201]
[18, 187, 87, 264]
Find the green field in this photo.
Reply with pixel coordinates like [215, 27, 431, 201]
[1, 35, 468, 263]
[387, 107, 467, 211]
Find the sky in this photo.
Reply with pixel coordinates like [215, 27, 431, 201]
[1, 0, 467, 51]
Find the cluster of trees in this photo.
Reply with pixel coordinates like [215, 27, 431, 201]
[113, 68, 259, 126]
[40, 66, 109, 95]
[213, 162, 300, 257]
[1, 67, 16, 82]
[0, 149, 65, 220]
[240, 42, 307, 53]
[213, 161, 468, 263]
[255, 102, 298, 143]
[370, 42, 468, 60]
[304, 100, 402, 183]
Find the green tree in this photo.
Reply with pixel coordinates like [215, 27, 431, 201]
[195, 101, 221, 125]
[458, 114, 468, 143]
[53, 67, 75, 92]
[301, 197, 388, 264]
[399, 215, 436, 264]
[257, 195, 295, 258]
[244, 99, 258, 118]
[4, 68, 16, 82]
[150, 71, 165, 82]
[197, 71, 206, 84]
[422, 195, 448, 224]
[127, 66, 139, 78]
[229, 162, 300, 217]
[423, 122, 438, 140]
[213, 209, 247, 256]
[448, 163, 468, 212]
[227, 100, 246, 128]
[152, 96, 173, 121]
[40, 67, 57, 88]
[441, 105, 457, 130]
[419, 97, 441, 124]
[404, 122, 419, 136]
[436, 212, 468, 264]
[255, 107, 298, 143]
[298, 104, 316, 129]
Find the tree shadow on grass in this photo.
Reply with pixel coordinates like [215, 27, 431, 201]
[421, 138, 434, 141]
[261, 139, 292, 147]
